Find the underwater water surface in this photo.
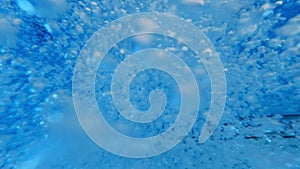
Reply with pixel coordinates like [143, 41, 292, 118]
[0, 0, 300, 168]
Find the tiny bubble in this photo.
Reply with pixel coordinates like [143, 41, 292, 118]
[35, 107, 42, 111]
[16, 0, 35, 14]
[263, 10, 273, 17]
[44, 23, 52, 33]
[275, 1, 283, 5]
[120, 49, 125, 54]
[52, 94, 58, 99]
[182, 46, 188, 51]
[186, 19, 192, 23]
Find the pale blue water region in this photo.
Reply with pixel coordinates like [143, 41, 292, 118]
[0, 0, 299, 168]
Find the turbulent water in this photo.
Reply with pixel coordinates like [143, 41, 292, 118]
[0, 0, 299, 168]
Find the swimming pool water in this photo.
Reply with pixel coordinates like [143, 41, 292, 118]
[0, 0, 299, 168]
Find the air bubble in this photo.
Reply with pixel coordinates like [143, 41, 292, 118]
[16, 0, 35, 14]
[52, 94, 58, 99]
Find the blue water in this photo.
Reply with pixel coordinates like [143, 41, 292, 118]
[1, 0, 299, 168]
